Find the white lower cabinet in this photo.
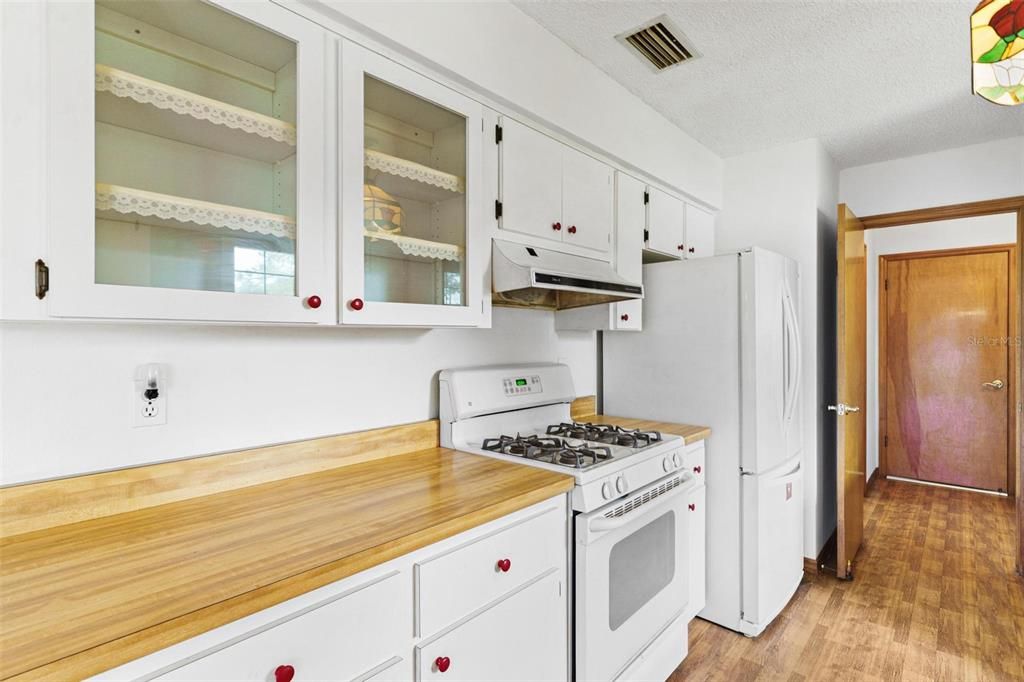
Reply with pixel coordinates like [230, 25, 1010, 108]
[686, 484, 707, 621]
[415, 571, 565, 681]
[92, 496, 569, 682]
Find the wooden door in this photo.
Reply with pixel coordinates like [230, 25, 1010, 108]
[561, 145, 613, 255]
[882, 246, 1013, 492]
[836, 204, 867, 580]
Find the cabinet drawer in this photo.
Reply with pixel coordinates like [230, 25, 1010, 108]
[416, 504, 564, 637]
[151, 572, 406, 682]
[416, 571, 566, 681]
[682, 442, 705, 485]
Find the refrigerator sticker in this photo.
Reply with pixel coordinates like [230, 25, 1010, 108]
[786, 482, 793, 500]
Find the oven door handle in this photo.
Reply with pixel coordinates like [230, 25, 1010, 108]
[585, 476, 696, 537]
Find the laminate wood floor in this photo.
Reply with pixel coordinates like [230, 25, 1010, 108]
[669, 478, 1024, 681]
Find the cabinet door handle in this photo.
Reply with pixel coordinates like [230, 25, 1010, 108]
[497, 558, 511, 572]
[305, 295, 322, 310]
[435, 656, 451, 673]
[688, 503, 696, 511]
[349, 298, 364, 311]
[677, 244, 685, 251]
[620, 313, 629, 322]
[568, 225, 577, 234]
[688, 246, 696, 254]
[275, 665, 295, 682]
[552, 222, 562, 231]
[693, 465, 702, 474]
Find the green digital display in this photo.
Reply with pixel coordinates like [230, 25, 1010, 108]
[515, 378, 528, 386]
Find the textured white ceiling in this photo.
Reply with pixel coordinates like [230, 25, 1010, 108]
[513, 0, 1024, 168]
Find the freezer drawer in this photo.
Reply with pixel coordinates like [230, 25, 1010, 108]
[740, 456, 803, 636]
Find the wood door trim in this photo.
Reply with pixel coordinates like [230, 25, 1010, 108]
[877, 244, 1017, 496]
[860, 196, 1024, 230]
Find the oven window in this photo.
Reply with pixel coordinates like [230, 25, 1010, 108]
[608, 511, 676, 631]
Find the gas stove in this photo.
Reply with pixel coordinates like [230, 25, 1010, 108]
[439, 364, 687, 512]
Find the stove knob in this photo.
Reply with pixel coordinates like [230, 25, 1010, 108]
[615, 476, 627, 494]
[601, 482, 613, 500]
[672, 453, 682, 468]
[662, 457, 671, 473]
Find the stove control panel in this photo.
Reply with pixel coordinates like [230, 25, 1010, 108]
[503, 375, 542, 396]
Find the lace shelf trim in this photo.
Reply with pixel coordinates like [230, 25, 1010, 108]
[96, 64, 297, 146]
[97, 184, 296, 240]
[365, 149, 464, 194]
[364, 229, 462, 262]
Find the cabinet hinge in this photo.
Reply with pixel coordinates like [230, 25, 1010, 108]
[643, 190, 649, 205]
[643, 229, 649, 242]
[495, 124, 502, 144]
[34, 259, 49, 300]
[495, 200, 503, 220]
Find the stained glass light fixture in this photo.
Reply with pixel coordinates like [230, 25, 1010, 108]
[972, 0, 1024, 105]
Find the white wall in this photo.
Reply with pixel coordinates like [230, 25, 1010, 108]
[840, 137, 1024, 216]
[863, 214, 1018, 477]
[717, 138, 838, 558]
[4, 0, 726, 485]
[0, 310, 596, 484]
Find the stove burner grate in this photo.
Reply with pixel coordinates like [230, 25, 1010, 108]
[545, 422, 662, 449]
[481, 434, 613, 469]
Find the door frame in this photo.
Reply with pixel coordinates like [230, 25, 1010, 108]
[877, 243, 1017, 495]
[847, 195, 1024, 578]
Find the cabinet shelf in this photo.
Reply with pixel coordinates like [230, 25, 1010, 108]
[95, 64, 297, 163]
[96, 183, 296, 240]
[363, 229, 461, 262]
[365, 149, 464, 203]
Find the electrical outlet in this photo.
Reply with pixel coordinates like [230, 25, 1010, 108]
[133, 386, 167, 427]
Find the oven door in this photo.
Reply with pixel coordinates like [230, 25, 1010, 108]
[575, 472, 694, 681]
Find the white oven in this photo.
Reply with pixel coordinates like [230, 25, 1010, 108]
[575, 471, 696, 681]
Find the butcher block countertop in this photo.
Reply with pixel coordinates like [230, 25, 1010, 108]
[0, 445, 573, 681]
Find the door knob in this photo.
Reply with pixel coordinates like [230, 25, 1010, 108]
[828, 403, 861, 416]
[983, 379, 1005, 389]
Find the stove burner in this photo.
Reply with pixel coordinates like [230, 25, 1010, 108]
[545, 422, 662, 449]
[481, 434, 613, 469]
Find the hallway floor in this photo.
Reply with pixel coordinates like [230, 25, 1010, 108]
[670, 478, 1024, 681]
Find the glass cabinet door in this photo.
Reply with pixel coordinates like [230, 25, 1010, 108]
[48, 0, 332, 322]
[340, 41, 486, 326]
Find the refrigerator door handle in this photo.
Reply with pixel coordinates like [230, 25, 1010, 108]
[781, 282, 801, 424]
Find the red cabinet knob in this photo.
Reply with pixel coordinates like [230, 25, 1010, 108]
[496, 558, 511, 572]
[568, 225, 577, 234]
[349, 298, 364, 311]
[552, 222, 562, 231]
[275, 665, 295, 682]
[305, 295, 321, 309]
[688, 503, 696, 511]
[435, 656, 451, 673]
[689, 246, 696, 254]
[620, 314, 629, 322]
[677, 244, 685, 251]
[693, 465, 702, 474]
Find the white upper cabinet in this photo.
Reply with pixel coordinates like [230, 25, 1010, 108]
[339, 40, 487, 327]
[498, 117, 612, 258]
[610, 173, 645, 331]
[645, 187, 685, 260]
[498, 117, 563, 243]
[46, 0, 334, 323]
[684, 203, 716, 259]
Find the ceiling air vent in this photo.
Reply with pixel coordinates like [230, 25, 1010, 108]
[617, 16, 699, 71]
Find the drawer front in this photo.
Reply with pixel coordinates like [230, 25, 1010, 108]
[416, 571, 567, 681]
[682, 442, 705, 485]
[152, 572, 407, 682]
[416, 504, 565, 637]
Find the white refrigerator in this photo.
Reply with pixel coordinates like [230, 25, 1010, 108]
[603, 247, 804, 637]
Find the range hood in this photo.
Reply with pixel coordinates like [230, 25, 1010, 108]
[491, 239, 643, 311]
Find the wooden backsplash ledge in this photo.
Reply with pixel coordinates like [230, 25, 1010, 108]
[570, 395, 597, 421]
[0, 420, 439, 538]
